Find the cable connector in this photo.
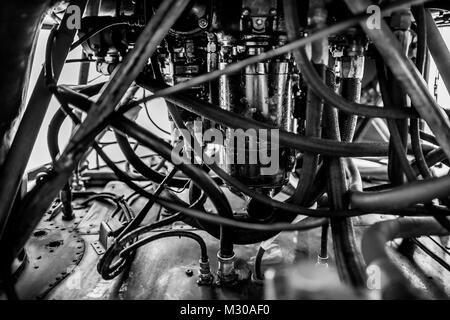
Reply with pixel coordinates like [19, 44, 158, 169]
[197, 259, 213, 286]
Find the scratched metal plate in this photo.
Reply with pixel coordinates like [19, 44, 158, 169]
[16, 181, 450, 300]
[15, 201, 86, 300]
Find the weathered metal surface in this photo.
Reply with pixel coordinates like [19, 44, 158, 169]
[16, 182, 450, 300]
[15, 204, 86, 300]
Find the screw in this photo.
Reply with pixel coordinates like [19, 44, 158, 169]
[198, 18, 208, 29]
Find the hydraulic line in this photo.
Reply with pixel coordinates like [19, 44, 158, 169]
[410, 5, 433, 180]
[286, 40, 415, 120]
[350, 175, 450, 211]
[138, 79, 389, 157]
[118, 230, 209, 261]
[425, 8, 450, 95]
[69, 22, 130, 51]
[323, 70, 366, 288]
[0, 2, 87, 246]
[127, 0, 432, 107]
[285, 1, 326, 206]
[284, 0, 366, 288]
[114, 131, 188, 188]
[377, 45, 450, 231]
[103, 115, 235, 257]
[112, 117, 328, 232]
[2, 0, 191, 263]
[98, 213, 183, 280]
[376, 55, 417, 182]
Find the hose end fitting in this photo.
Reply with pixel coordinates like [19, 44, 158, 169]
[216, 251, 237, 284]
[316, 255, 329, 268]
[197, 259, 213, 286]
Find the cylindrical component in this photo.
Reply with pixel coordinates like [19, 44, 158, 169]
[218, 59, 294, 188]
[217, 251, 236, 284]
[197, 259, 213, 285]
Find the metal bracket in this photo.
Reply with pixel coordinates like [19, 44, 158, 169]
[91, 241, 105, 255]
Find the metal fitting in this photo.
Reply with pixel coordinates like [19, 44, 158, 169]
[216, 252, 237, 283]
[316, 255, 329, 268]
[341, 54, 365, 79]
[197, 259, 214, 286]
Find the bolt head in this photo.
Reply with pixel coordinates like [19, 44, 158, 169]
[198, 18, 208, 29]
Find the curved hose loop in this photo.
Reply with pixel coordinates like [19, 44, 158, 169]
[362, 217, 450, 299]
[165, 100, 317, 243]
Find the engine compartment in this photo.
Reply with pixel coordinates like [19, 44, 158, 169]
[2, 0, 450, 301]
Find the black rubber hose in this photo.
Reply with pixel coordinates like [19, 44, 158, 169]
[284, 0, 366, 288]
[112, 120, 235, 256]
[377, 49, 450, 231]
[376, 53, 419, 182]
[425, 8, 450, 95]
[118, 230, 209, 262]
[98, 213, 182, 280]
[114, 131, 188, 188]
[362, 217, 450, 299]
